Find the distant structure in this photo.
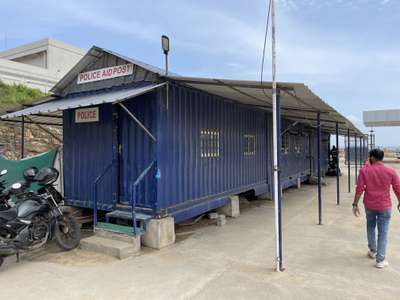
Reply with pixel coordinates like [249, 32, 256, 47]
[363, 109, 400, 149]
[363, 109, 400, 127]
[0, 38, 86, 92]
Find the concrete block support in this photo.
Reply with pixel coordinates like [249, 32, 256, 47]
[297, 177, 302, 189]
[142, 217, 175, 249]
[217, 196, 240, 218]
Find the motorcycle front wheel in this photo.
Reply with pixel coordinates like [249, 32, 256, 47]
[54, 214, 81, 251]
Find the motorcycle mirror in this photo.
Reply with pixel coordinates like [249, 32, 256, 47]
[11, 182, 22, 190]
[0, 169, 7, 176]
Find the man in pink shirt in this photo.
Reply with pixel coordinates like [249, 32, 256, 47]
[353, 149, 400, 268]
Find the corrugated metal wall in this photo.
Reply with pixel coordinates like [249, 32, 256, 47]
[344, 147, 369, 164]
[62, 82, 332, 216]
[280, 119, 313, 186]
[118, 92, 157, 209]
[63, 103, 116, 210]
[310, 131, 330, 175]
[156, 83, 269, 214]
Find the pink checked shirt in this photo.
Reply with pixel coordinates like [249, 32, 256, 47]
[356, 162, 400, 211]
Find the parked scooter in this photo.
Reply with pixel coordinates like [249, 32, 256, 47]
[0, 169, 10, 211]
[0, 167, 81, 268]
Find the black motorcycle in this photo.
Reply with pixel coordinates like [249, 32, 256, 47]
[0, 167, 39, 211]
[0, 167, 81, 267]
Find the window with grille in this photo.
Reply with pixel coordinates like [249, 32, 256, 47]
[281, 133, 290, 155]
[294, 135, 302, 153]
[200, 129, 220, 158]
[244, 134, 256, 155]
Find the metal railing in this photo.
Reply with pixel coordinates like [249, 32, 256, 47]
[131, 161, 155, 235]
[92, 160, 115, 230]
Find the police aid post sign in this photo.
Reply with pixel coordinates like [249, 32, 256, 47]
[77, 64, 134, 84]
[75, 107, 99, 123]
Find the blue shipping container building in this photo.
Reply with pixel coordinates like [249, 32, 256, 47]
[1, 46, 363, 234]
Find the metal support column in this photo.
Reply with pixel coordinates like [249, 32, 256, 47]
[21, 116, 25, 159]
[364, 136, 368, 160]
[354, 135, 358, 181]
[335, 122, 340, 205]
[347, 129, 351, 193]
[359, 136, 363, 165]
[271, 0, 283, 272]
[276, 90, 283, 271]
[317, 112, 322, 225]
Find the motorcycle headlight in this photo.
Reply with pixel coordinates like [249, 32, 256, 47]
[12, 182, 22, 190]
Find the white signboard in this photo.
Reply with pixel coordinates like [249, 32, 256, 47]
[75, 107, 99, 123]
[77, 63, 134, 84]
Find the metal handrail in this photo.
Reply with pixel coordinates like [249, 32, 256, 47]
[93, 160, 115, 231]
[131, 161, 155, 235]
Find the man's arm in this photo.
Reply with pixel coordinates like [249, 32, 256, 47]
[391, 171, 400, 212]
[353, 169, 365, 217]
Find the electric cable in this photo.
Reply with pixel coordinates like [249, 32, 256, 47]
[260, 0, 272, 101]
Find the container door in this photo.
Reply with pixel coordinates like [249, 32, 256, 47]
[117, 96, 157, 209]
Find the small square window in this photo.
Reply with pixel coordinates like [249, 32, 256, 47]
[244, 134, 256, 155]
[200, 129, 220, 158]
[294, 135, 302, 154]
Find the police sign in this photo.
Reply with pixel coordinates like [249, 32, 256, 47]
[75, 107, 99, 123]
[77, 64, 134, 84]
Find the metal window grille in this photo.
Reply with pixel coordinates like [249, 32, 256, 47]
[294, 135, 302, 154]
[281, 133, 290, 155]
[244, 134, 256, 155]
[200, 129, 220, 158]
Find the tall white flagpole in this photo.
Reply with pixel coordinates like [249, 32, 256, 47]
[271, 0, 282, 272]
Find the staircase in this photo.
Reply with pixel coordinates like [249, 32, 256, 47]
[86, 160, 156, 258]
[103, 209, 153, 234]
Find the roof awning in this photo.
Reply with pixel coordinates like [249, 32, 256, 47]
[0, 83, 165, 126]
[168, 76, 362, 135]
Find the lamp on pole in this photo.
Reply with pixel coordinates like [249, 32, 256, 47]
[161, 35, 170, 109]
[161, 35, 170, 76]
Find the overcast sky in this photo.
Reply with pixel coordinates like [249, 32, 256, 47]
[1, 0, 399, 146]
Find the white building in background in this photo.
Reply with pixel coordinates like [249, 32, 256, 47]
[0, 38, 85, 92]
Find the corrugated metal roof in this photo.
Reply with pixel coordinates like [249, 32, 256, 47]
[168, 76, 362, 135]
[0, 83, 165, 121]
[363, 109, 400, 127]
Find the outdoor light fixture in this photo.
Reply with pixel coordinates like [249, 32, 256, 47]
[161, 35, 170, 109]
[161, 35, 170, 76]
[161, 35, 170, 55]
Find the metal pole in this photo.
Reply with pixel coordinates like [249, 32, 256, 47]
[271, 0, 283, 272]
[360, 136, 363, 165]
[347, 129, 351, 193]
[21, 116, 25, 159]
[317, 112, 322, 225]
[354, 135, 358, 181]
[335, 122, 340, 205]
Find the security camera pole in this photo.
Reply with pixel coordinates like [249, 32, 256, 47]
[271, 0, 283, 272]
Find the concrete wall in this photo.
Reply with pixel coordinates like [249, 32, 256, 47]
[0, 121, 62, 160]
[0, 38, 85, 92]
[11, 51, 47, 68]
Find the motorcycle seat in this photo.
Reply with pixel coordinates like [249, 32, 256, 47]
[0, 208, 17, 221]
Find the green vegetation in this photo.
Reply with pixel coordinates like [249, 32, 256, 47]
[0, 82, 46, 113]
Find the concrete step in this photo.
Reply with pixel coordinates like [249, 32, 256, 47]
[79, 233, 141, 259]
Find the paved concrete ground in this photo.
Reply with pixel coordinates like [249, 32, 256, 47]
[1, 163, 400, 300]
